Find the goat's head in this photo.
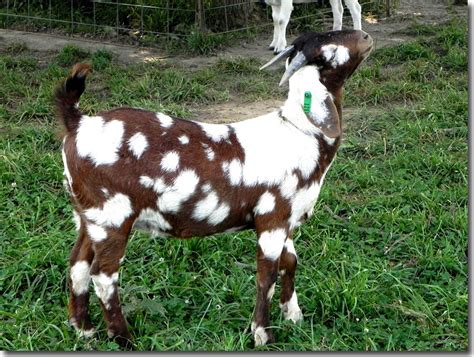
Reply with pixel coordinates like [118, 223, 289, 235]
[261, 30, 373, 88]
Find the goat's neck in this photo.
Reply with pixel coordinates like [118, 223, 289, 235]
[321, 73, 347, 120]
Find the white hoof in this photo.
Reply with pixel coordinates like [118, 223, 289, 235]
[254, 326, 269, 346]
[70, 318, 95, 338]
[78, 328, 96, 338]
[280, 291, 303, 323]
[284, 307, 303, 323]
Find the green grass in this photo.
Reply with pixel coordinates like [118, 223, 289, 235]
[0, 16, 468, 351]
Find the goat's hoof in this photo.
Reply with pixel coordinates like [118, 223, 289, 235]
[268, 46, 275, 51]
[77, 327, 96, 338]
[253, 326, 275, 347]
[69, 317, 95, 338]
[108, 329, 134, 349]
[284, 308, 303, 324]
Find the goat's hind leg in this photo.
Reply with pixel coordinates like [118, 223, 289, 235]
[69, 212, 95, 338]
[279, 237, 303, 323]
[344, 0, 362, 30]
[89, 218, 135, 347]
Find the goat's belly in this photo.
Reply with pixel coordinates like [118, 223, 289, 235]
[133, 210, 252, 239]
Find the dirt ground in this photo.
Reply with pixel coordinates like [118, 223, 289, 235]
[0, 0, 466, 122]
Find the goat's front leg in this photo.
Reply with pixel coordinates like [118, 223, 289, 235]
[89, 218, 135, 347]
[69, 214, 95, 338]
[344, 0, 362, 30]
[279, 237, 303, 323]
[273, 0, 293, 54]
[329, 0, 344, 30]
[252, 228, 287, 346]
[269, 5, 281, 51]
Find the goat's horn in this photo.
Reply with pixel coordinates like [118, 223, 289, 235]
[278, 51, 308, 86]
[259, 45, 295, 70]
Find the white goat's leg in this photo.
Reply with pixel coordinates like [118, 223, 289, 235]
[279, 238, 303, 323]
[274, 0, 293, 53]
[344, 0, 362, 30]
[269, 5, 281, 50]
[329, 0, 344, 30]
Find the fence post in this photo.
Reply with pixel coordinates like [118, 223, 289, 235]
[386, 0, 391, 17]
[196, 0, 206, 33]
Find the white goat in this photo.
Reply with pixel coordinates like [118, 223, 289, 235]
[265, 0, 362, 53]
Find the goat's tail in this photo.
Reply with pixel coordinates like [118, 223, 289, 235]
[55, 63, 91, 133]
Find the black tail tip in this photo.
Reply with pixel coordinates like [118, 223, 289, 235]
[54, 63, 92, 133]
[59, 62, 92, 102]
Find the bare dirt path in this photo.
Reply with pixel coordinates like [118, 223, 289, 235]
[0, 0, 465, 122]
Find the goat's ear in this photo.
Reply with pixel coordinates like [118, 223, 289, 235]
[291, 32, 324, 62]
[289, 66, 340, 138]
[308, 96, 340, 138]
[301, 44, 323, 63]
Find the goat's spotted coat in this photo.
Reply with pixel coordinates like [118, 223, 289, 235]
[57, 30, 373, 347]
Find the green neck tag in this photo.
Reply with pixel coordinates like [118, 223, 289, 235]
[303, 91, 312, 113]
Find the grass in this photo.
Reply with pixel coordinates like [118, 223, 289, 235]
[0, 15, 468, 351]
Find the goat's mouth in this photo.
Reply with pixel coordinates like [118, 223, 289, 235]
[361, 44, 373, 58]
[360, 34, 374, 58]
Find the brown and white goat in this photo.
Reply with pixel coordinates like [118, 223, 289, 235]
[57, 30, 373, 347]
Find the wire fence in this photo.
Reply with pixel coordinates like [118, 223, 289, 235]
[0, 0, 392, 44]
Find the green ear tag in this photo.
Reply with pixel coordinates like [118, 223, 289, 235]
[303, 91, 312, 113]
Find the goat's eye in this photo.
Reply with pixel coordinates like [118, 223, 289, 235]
[314, 57, 326, 66]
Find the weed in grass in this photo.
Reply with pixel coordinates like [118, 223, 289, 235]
[91, 49, 113, 70]
[372, 42, 434, 65]
[216, 57, 262, 75]
[1, 55, 38, 71]
[396, 22, 439, 37]
[56, 45, 90, 67]
[184, 30, 230, 55]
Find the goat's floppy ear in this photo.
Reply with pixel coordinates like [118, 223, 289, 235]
[310, 95, 341, 138]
